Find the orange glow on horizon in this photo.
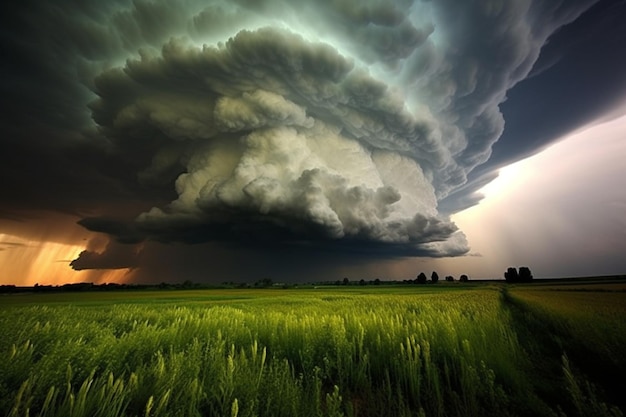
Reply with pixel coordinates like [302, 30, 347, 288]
[0, 233, 132, 286]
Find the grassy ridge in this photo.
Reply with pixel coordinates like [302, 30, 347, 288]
[1, 284, 623, 416]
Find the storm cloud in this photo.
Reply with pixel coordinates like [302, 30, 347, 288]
[1, 0, 619, 278]
[88, 27, 467, 254]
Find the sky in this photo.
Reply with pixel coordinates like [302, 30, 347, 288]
[1, 0, 625, 285]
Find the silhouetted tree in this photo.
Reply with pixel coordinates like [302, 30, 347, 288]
[374, 278, 381, 285]
[504, 267, 519, 282]
[519, 267, 533, 282]
[343, 277, 350, 286]
[359, 279, 366, 286]
[431, 271, 439, 283]
[459, 274, 469, 282]
[416, 272, 427, 284]
[445, 276, 454, 282]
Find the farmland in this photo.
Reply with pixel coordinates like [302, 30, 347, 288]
[1, 280, 624, 417]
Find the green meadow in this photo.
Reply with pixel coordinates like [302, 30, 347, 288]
[1, 282, 624, 417]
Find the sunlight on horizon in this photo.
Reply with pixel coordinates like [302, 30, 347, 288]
[451, 109, 626, 278]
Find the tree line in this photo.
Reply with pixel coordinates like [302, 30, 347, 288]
[0, 266, 533, 294]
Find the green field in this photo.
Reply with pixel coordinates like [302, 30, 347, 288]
[1, 282, 624, 417]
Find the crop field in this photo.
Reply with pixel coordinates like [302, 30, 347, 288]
[1, 282, 624, 417]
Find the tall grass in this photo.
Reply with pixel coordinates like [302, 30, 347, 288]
[506, 287, 625, 416]
[0, 286, 620, 416]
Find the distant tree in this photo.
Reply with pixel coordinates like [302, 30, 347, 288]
[431, 271, 439, 284]
[504, 267, 519, 282]
[519, 267, 533, 282]
[459, 274, 469, 282]
[416, 272, 427, 284]
[445, 276, 454, 282]
[359, 279, 366, 286]
[374, 278, 381, 286]
[343, 277, 350, 286]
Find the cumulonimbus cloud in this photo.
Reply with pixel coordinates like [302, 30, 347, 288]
[0, 0, 599, 266]
[89, 28, 468, 255]
[83, 0, 595, 259]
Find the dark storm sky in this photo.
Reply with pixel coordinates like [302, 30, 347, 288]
[0, 0, 625, 283]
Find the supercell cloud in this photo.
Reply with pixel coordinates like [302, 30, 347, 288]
[0, 0, 604, 273]
[92, 28, 463, 254]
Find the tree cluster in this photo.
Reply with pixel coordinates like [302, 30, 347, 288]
[504, 267, 533, 283]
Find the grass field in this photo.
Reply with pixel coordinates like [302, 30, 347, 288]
[1, 281, 624, 417]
